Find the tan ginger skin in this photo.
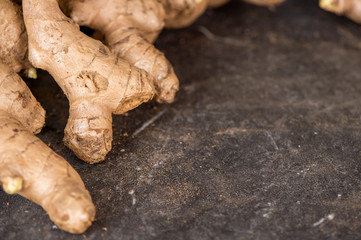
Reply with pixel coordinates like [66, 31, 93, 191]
[64, 0, 183, 105]
[320, 0, 361, 24]
[0, 0, 95, 233]
[0, 0, 30, 73]
[0, 71, 95, 232]
[23, 0, 156, 163]
[63, 0, 233, 105]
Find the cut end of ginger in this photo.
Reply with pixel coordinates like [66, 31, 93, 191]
[320, 0, 341, 13]
[26, 67, 37, 79]
[2, 176, 23, 194]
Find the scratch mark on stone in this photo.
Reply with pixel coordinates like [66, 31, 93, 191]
[132, 110, 166, 137]
[129, 189, 136, 205]
[198, 26, 248, 47]
[313, 214, 335, 227]
[266, 132, 279, 150]
[153, 159, 164, 168]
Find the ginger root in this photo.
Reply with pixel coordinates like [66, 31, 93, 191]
[23, 0, 156, 163]
[0, 0, 95, 233]
[0, 0, 30, 73]
[319, 0, 361, 24]
[29, 0, 230, 163]
[63, 0, 229, 105]
[64, 0, 181, 103]
[0, 63, 95, 234]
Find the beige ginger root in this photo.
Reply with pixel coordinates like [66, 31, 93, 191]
[64, 0, 180, 103]
[0, 0, 95, 233]
[320, 0, 361, 24]
[23, 0, 156, 163]
[0, 0, 31, 73]
[63, 0, 230, 104]
[0, 64, 95, 233]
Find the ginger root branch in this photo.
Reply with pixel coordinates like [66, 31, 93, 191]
[23, 0, 156, 163]
[0, 63, 96, 234]
[2, 176, 23, 194]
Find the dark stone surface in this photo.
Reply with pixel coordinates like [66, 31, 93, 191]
[2, 0, 361, 239]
